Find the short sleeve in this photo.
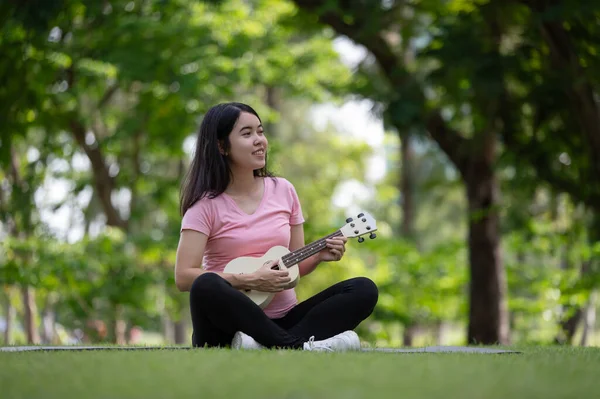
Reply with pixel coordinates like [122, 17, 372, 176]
[181, 199, 213, 236]
[288, 182, 305, 226]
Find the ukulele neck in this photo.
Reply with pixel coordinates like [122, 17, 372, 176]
[281, 230, 343, 267]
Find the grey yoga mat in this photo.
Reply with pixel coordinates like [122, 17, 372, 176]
[1, 345, 520, 353]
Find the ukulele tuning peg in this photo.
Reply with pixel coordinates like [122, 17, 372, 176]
[358, 237, 365, 243]
[346, 217, 353, 223]
[369, 232, 377, 239]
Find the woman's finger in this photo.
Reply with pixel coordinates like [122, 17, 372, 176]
[330, 249, 342, 260]
[329, 245, 345, 255]
[328, 239, 346, 248]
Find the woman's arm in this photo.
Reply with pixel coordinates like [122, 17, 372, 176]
[174, 230, 254, 291]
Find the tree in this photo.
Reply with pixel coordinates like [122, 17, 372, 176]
[289, 0, 600, 345]
[1, 0, 354, 344]
[290, 0, 511, 344]
[494, 0, 600, 343]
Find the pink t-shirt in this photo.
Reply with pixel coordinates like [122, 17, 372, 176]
[180, 177, 305, 319]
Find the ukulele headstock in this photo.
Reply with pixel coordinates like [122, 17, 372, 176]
[340, 211, 377, 243]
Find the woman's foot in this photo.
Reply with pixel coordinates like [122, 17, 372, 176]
[232, 330, 362, 352]
[303, 330, 361, 352]
[231, 331, 265, 350]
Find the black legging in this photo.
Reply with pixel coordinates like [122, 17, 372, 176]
[189, 272, 378, 349]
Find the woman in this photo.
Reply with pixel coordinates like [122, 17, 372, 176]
[175, 102, 378, 351]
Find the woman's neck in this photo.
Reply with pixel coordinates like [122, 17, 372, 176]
[226, 171, 261, 196]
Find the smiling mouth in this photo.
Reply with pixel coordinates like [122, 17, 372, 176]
[252, 149, 265, 155]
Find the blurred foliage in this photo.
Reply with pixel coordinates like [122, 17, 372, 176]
[287, 0, 600, 345]
[1, 0, 600, 347]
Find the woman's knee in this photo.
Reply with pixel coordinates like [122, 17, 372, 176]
[190, 272, 229, 300]
[351, 277, 379, 309]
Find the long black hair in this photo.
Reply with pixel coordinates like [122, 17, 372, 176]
[180, 102, 273, 216]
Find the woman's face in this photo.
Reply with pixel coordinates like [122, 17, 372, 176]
[225, 111, 268, 172]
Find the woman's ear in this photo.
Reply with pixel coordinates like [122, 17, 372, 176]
[218, 141, 228, 156]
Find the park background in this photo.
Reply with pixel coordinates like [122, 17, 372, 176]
[1, 0, 599, 349]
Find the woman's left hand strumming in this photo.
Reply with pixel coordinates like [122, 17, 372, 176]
[319, 237, 348, 262]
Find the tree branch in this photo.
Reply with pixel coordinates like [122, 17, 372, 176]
[98, 83, 119, 110]
[425, 110, 470, 176]
[292, 0, 472, 173]
[129, 129, 143, 224]
[293, 0, 406, 86]
[70, 118, 128, 231]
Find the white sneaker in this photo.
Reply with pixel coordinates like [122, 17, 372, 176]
[303, 330, 361, 352]
[231, 331, 265, 350]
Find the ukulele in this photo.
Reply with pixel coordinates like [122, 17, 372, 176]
[223, 211, 378, 308]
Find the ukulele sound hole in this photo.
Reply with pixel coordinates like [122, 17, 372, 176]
[265, 261, 279, 270]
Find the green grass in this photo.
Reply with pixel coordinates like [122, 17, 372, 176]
[1, 346, 599, 399]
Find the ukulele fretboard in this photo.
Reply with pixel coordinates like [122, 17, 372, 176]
[281, 230, 343, 267]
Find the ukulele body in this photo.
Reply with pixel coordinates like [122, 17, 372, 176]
[222, 211, 377, 309]
[223, 246, 299, 308]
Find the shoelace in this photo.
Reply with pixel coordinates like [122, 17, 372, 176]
[306, 336, 334, 352]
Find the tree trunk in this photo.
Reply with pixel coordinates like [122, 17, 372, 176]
[162, 314, 175, 344]
[465, 159, 510, 345]
[424, 120, 509, 345]
[557, 210, 600, 344]
[400, 132, 416, 240]
[173, 319, 188, 345]
[115, 319, 127, 345]
[554, 233, 583, 344]
[265, 85, 280, 138]
[556, 308, 583, 345]
[159, 284, 174, 344]
[435, 320, 448, 345]
[21, 286, 40, 344]
[40, 302, 56, 344]
[402, 325, 416, 347]
[173, 297, 190, 345]
[113, 305, 127, 345]
[8, 144, 40, 345]
[399, 131, 418, 345]
[580, 291, 596, 346]
[106, 305, 127, 344]
[2, 288, 15, 345]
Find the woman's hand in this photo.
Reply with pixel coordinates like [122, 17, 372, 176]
[248, 260, 291, 292]
[318, 237, 348, 263]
